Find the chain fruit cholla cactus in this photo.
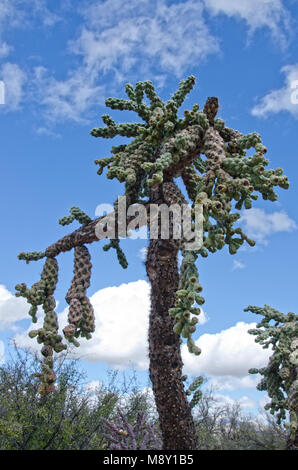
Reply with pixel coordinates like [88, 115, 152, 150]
[16, 76, 289, 449]
[245, 305, 298, 450]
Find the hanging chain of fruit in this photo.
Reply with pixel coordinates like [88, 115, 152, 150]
[63, 245, 95, 345]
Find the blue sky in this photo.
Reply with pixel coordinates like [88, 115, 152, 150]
[0, 0, 298, 418]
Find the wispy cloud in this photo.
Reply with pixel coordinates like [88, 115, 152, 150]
[32, 0, 219, 123]
[0, 0, 25, 29]
[0, 62, 27, 111]
[252, 64, 298, 118]
[2, 0, 293, 124]
[32, 66, 105, 123]
[0, 1, 60, 112]
[232, 260, 246, 271]
[30, 0, 61, 27]
[0, 0, 60, 61]
[204, 0, 291, 46]
[0, 0, 60, 30]
[0, 42, 12, 58]
[35, 126, 62, 139]
[73, 0, 219, 78]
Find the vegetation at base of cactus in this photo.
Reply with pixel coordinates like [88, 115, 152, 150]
[245, 305, 298, 447]
[0, 345, 289, 451]
[0, 346, 158, 450]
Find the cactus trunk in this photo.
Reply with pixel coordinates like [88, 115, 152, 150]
[145, 184, 198, 450]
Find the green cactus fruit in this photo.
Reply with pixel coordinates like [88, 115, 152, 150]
[173, 322, 183, 335]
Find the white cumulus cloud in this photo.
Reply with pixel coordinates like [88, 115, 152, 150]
[3, 283, 270, 388]
[0, 284, 31, 331]
[11, 285, 267, 388]
[15, 280, 151, 370]
[76, 280, 150, 369]
[212, 392, 256, 411]
[208, 374, 258, 392]
[182, 321, 272, 377]
[14, 280, 206, 369]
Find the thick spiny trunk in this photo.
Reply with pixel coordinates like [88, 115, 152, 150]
[145, 184, 198, 450]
